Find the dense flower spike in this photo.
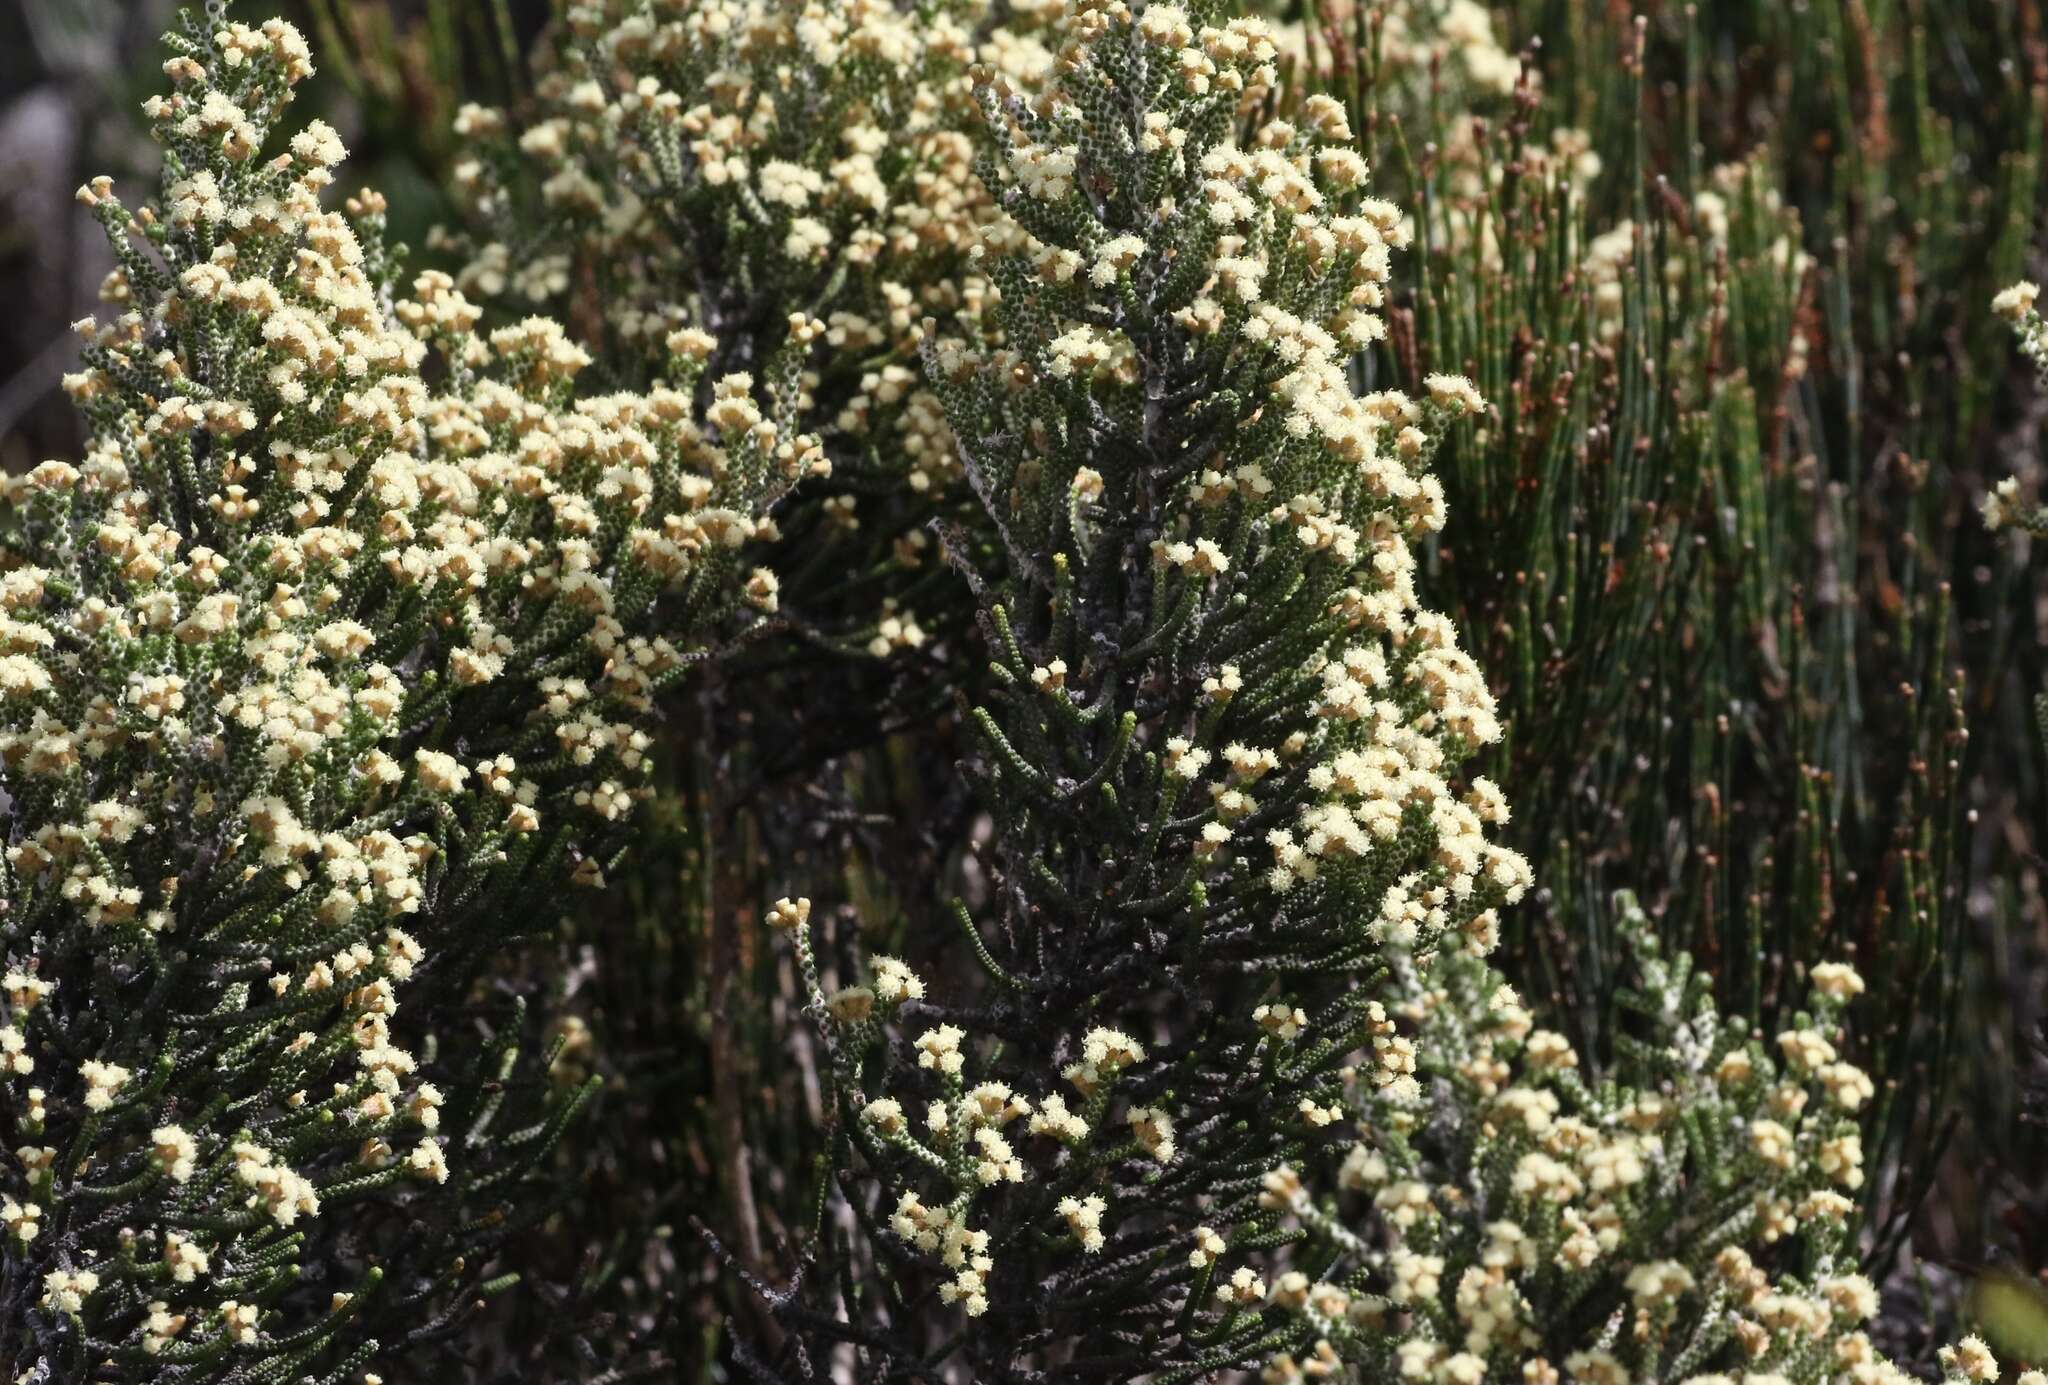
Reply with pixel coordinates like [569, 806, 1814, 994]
[0, 7, 789, 1376]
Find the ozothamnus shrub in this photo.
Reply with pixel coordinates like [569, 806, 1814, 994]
[0, 0, 2029, 1379]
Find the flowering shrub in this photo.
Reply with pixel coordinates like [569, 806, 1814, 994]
[727, 1, 1986, 1380]
[0, 8, 801, 1377]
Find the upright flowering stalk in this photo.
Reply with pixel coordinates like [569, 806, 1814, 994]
[753, 1, 1529, 1375]
[0, 8, 798, 1377]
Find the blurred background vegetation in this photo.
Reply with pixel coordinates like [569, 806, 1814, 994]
[4, 0, 2047, 1376]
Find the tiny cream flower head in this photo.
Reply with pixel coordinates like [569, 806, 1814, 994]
[1027, 1092, 1089, 1142]
[164, 1231, 208, 1283]
[766, 896, 812, 931]
[1623, 1260, 1696, 1305]
[915, 1024, 966, 1076]
[1423, 373, 1486, 416]
[1715, 1049, 1756, 1086]
[1258, 1164, 1304, 1210]
[869, 955, 924, 1006]
[828, 985, 875, 1022]
[1129, 1105, 1176, 1162]
[1522, 1030, 1577, 1071]
[219, 1300, 259, 1344]
[1747, 1118, 1796, 1169]
[667, 327, 716, 361]
[1253, 1002, 1306, 1041]
[1090, 235, 1147, 286]
[1993, 279, 2039, 321]
[1031, 659, 1068, 692]
[1818, 1132, 1864, 1188]
[41, 1267, 100, 1313]
[3, 970, 53, 1012]
[1983, 475, 2025, 531]
[408, 1084, 444, 1130]
[1269, 1269, 1310, 1310]
[1819, 1273, 1879, 1322]
[0, 1026, 32, 1076]
[1941, 1336, 1999, 1384]
[1818, 1061, 1875, 1111]
[1136, 5, 1193, 46]
[1047, 325, 1111, 379]
[1083, 1027, 1145, 1069]
[80, 1059, 132, 1111]
[152, 1125, 198, 1182]
[1057, 1193, 1107, 1251]
[1301, 94, 1353, 142]
[413, 748, 469, 795]
[1061, 1025, 1145, 1097]
[861, 1097, 905, 1135]
[408, 1137, 449, 1184]
[1808, 961, 1866, 1000]
[968, 1128, 1027, 1182]
[1776, 1027, 1837, 1072]
[1298, 1097, 1341, 1127]
[1164, 737, 1212, 780]
[1216, 1265, 1267, 1305]
[1, 1196, 41, 1245]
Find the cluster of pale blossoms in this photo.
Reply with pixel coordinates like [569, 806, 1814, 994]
[1239, 922, 1896, 1385]
[441, 0, 1048, 514]
[846, 940, 1154, 1318]
[1262, 0, 1524, 101]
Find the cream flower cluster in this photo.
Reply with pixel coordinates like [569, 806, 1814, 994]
[796, 806, 1186, 1317]
[440, 0, 1052, 553]
[1252, 901, 1897, 1384]
[838, 928, 1159, 1315]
